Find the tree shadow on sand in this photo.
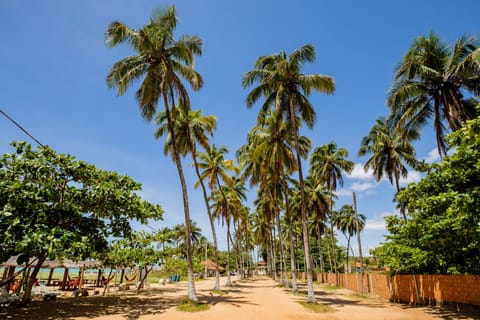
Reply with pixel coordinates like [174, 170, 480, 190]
[0, 288, 185, 320]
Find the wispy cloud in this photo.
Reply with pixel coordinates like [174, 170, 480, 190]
[424, 148, 440, 163]
[365, 219, 386, 230]
[399, 170, 422, 185]
[335, 188, 353, 197]
[350, 182, 376, 192]
[364, 211, 397, 231]
[348, 163, 374, 181]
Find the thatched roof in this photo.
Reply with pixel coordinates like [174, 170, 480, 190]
[202, 259, 224, 271]
[1, 255, 100, 269]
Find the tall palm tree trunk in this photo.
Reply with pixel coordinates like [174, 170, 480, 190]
[282, 178, 297, 292]
[274, 207, 287, 286]
[395, 175, 407, 221]
[328, 195, 339, 286]
[353, 192, 365, 293]
[192, 152, 221, 290]
[316, 224, 325, 282]
[163, 96, 197, 302]
[289, 100, 316, 303]
[226, 221, 232, 287]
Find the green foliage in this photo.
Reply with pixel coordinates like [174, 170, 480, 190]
[299, 301, 335, 313]
[0, 141, 163, 263]
[375, 110, 480, 274]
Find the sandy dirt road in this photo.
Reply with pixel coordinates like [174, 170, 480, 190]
[1, 276, 478, 319]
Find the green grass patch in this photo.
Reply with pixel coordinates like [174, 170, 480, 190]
[211, 289, 227, 295]
[322, 284, 342, 291]
[348, 292, 369, 300]
[299, 301, 335, 313]
[177, 297, 210, 312]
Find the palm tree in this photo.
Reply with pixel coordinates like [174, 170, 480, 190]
[242, 44, 335, 303]
[358, 118, 417, 220]
[173, 220, 203, 258]
[237, 112, 309, 288]
[155, 107, 222, 290]
[304, 176, 330, 282]
[310, 142, 354, 286]
[105, 6, 203, 302]
[387, 32, 480, 156]
[335, 204, 365, 272]
[197, 145, 236, 286]
[211, 178, 247, 286]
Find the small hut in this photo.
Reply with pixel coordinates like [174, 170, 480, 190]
[202, 260, 224, 277]
[256, 261, 267, 275]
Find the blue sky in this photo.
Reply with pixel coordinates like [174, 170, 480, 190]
[1, 0, 478, 254]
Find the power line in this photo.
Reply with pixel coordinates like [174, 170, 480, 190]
[0, 108, 44, 147]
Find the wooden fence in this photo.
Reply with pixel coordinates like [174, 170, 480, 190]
[296, 272, 480, 307]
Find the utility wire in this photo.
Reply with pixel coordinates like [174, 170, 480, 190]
[0, 108, 44, 147]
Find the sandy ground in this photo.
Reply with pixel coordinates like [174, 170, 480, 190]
[1, 276, 479, 320]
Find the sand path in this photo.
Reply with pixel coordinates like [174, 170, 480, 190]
[1, 276, 477, 319]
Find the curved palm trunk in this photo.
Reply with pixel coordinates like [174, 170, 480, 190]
[271, 226, 278, 281]
[353, 192, 365, 293]
[164, 96, 197, 302]
[273, 204, 287, 286]
[395, 175, 407, 221]
[226, 221, 232, 287]
[284, 190, 298, 293]
[288, 99, 315, 303]
[282, 176, 296, 291]
[191, 150, 221, 290]
[316, 224, 325, 283]
[328, 195, 339, 286]
[344, 234, 351, 273]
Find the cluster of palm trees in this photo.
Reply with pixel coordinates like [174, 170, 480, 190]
[105, 5, 480, 304]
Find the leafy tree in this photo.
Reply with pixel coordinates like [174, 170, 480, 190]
[105, 6, 202, 302]
[375, 109, 480, 274]
[387, 32, 480, 156]
[358, 118, 418, 220]
[103, 231, 165, 293]
[0, 141, 162, 303]
[242, 44, 335, 303]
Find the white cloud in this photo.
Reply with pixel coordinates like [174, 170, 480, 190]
[348, 163, 374, 181]
[424, 148, 440, 163]
[350, 182, 376, 192]
[399, 170, 422, 185]
[335, 188, 352, 197]
[365, 219, 386, 230]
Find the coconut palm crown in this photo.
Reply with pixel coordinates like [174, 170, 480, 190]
[387, 32, 480, 156]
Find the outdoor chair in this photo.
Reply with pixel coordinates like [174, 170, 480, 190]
[31, 282, 63, 301]
[0, 286, 21, 307]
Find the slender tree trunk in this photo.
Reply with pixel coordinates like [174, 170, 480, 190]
[329, 195, 339, 286]
[283, 179, 297, 293]
[274, 207, 287, 286]
[316, 224, 325, 283]
[191, 149, 221, 290]
[163, 95, 197, 302]
[344, 234, 351, 273]
[289, 98, 315, 303]
[20, 256, 46, 305]
[395, 176, 407, 221]
[271, 227, 277, 281]
[226, 221, 232, 287]
[353, 192, 365, 293]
